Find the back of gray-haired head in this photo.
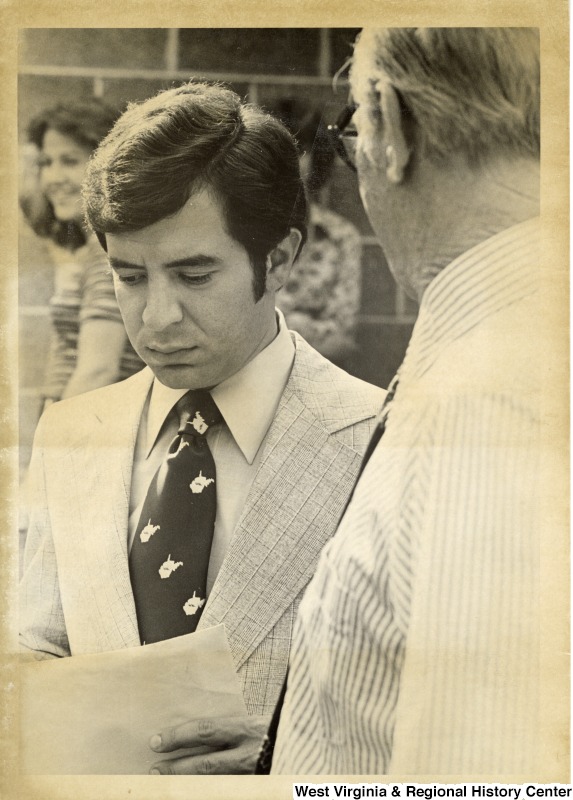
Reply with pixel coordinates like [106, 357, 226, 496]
[350, 28, 539, 166]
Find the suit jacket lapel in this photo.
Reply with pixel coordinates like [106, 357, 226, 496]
[58, 369, 153, 652]
[198, 375, 363, 670]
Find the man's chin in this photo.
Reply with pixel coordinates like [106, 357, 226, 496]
[150, 363, 218, 391]
[151, 364, 202, 390]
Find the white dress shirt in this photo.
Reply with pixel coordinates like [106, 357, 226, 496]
[128, 311, 295, 594]
[272, 218, 542, 775]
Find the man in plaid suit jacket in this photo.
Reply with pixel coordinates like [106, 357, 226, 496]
[20, 80, 384, 774]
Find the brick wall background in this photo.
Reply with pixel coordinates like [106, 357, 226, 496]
[18, 28, 418, 475]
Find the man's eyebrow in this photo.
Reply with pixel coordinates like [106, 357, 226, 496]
[164, 256, 222, 269]
[108, 255, 222, 270]
[108, 257, 142, 270]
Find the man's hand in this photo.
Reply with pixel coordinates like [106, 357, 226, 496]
[148, 714, 271, 774]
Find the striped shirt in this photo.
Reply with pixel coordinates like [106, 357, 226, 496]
[272, 218, 541, 775]
[42, 236, 143, 400]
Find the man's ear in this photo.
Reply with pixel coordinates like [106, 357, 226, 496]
[379, 83, 412, 184]
[265, 228, 303, 292]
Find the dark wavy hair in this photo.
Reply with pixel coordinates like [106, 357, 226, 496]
[265, 96, 336, 196]
[83, 80, 308, 301]
[21, 98, 120, 250]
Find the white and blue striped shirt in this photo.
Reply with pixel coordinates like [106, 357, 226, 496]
[272, 218, 541, 775]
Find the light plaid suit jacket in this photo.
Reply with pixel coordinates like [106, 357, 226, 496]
[20, 332, 384, 714]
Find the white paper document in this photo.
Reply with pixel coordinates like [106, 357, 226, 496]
[20, 624, 247, 774]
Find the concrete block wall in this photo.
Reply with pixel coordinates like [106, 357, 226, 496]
[18, 28, 418, 473]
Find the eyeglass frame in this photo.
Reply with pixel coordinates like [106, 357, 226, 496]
[327, 103, 358, 173]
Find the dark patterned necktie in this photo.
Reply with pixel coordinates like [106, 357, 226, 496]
[129, 390, 222, 645]
[254, 371, 401, 774]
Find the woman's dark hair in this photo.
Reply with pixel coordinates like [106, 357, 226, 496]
[21, 98, 121, 249]
[83, 81, 308, 301]
[266, 97, 336, 195]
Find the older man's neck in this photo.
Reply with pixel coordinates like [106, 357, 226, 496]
[404, 156, 540, 304]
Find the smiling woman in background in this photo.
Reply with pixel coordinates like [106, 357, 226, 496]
[20, 99, 143, 409]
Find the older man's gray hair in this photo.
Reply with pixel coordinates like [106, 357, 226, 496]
[351, 28, 539, 166]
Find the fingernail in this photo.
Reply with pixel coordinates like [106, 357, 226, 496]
[149, 768, 161, 775]
[149, 734, 162, 750]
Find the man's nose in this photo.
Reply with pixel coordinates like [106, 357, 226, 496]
[141, 284, 183, 331]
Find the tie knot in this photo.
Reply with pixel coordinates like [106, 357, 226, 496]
[176, 390, 222, 437]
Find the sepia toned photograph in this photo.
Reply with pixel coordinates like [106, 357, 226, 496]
[1, 3, 569, 799]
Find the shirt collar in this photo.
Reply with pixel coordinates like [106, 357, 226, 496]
[145, 310, 295, 464]
[403, 217, 540, 379]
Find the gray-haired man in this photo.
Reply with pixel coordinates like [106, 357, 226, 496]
[270, 27, 542, 776]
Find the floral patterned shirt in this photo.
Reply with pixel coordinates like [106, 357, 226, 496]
[276, 203, 362, 362]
